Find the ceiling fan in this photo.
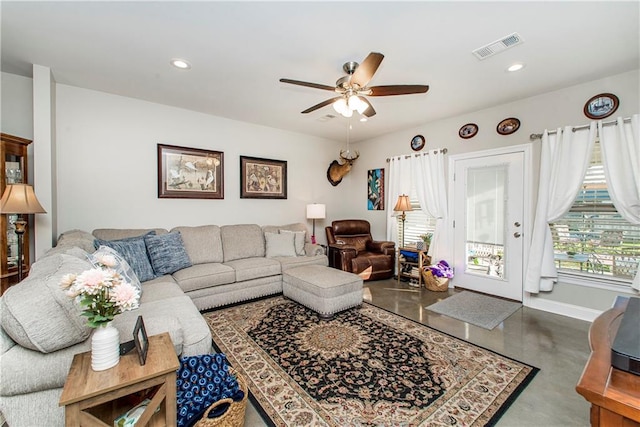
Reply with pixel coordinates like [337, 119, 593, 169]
[279, 52, 429, 118]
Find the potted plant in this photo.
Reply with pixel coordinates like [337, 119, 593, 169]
[417, 233, 432, 251]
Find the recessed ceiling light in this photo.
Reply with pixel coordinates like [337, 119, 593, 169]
[170, 58, 192, 70]
[507, 63, 525, 72]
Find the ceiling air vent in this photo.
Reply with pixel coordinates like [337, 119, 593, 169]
[472, 32, 524, 60]
[317, 114, 336, 122]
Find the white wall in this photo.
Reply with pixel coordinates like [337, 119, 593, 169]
[55, 84, 346, 242]
[348, 69, 640, 315]
[1, 72, 33, 140]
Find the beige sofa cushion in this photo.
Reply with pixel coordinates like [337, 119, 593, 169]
[172, 263, 236, 292]
[221, 224, 265, 261]
[0, 254, 92, 353]
[171, 225, 223, 264]
[223, 257, 281, 282]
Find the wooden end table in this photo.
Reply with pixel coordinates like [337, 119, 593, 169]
[59, 332, 179, 427]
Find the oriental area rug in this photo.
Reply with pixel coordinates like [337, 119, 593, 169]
[203, 297, 538, 427]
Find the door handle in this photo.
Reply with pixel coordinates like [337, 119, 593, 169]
[514, 222, 521, 227]
[514, 232, 521, 238]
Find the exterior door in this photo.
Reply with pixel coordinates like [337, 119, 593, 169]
[452, 151, 525, 301]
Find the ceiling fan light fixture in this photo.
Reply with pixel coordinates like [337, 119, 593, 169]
[333, 98, 348, 115]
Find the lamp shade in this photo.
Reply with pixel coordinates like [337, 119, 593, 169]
[0, 184, 47, 214]
[306, 204, 326, 219]
[393, 195, 412, 213]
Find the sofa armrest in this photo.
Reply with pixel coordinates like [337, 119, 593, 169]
[367, 240, 396, 256]
[328, 244, 357, 272]
[304, 242, 325, 256]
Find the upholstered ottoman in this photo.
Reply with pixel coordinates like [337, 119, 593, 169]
[282, 265, 363, 318]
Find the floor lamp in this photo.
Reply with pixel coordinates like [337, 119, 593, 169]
[393, 195, 412, 248]
[306, 203, 326, 245]
[0, 184, 47, 282]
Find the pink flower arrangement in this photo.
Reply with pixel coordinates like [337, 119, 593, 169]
[60, 258, 140, 328]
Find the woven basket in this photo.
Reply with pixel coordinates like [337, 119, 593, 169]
[195, 368, 248, 427]
[421, 268, 449, 292]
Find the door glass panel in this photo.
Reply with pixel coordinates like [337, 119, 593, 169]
[465, 165, 506, 279]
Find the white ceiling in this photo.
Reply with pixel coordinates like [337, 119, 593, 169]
[2, 1, 639, 143]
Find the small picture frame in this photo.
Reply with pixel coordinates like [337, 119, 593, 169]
[583, 93, 619, 120]
[133, 316, 148, 366]
[410, 135, 425, 151]
[240, 156, 287, 199]
[496, 118, 521, 135]
[459, 123, 478, 139]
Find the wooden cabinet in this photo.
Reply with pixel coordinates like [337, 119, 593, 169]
[1, 133, 32, 294]
[576, 296, 640, 426]
[397, 247, 431, 287]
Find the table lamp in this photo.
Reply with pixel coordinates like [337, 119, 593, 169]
[0, 184, 47, 282]
[393, 195, 412, 248]
[306, 203, 326, 244]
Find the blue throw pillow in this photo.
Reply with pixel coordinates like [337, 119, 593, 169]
[88, 245, 143, 297]
[94, 233, 156, 282]
[144, 231, 192, 276]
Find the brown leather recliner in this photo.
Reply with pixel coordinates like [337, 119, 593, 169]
[325, 219, 395, 281]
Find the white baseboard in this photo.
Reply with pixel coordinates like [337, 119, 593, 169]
[524, 296, 603, 323]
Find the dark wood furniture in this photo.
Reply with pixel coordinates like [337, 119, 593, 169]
[59, 332, 179, 426]
[576, 296, 640, 427]
[1, 133, 32, 294]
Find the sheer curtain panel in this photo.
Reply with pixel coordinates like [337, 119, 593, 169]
[600, 114, 640, 290]
[524, 123, 597, 293]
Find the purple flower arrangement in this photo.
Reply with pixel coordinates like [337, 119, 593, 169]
[428, 260, 454, 279]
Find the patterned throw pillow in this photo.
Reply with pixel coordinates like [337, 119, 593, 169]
[265, 231, 297, 258]
[94, 233, 156, 282]
[88, 245, 142, 296]
[144, 231, 192, 276]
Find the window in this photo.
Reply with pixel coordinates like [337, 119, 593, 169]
[551, 141, 640, 282]
[397, 188, 437, 246]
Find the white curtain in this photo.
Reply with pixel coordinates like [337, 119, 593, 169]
[524, 123, 597, 293]
[386, 156, 411, 245]
[411, 152, 449, 262]
[599, 114, 640, 290]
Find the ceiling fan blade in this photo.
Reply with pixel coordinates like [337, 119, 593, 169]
[360, 97, 377, 117]
[350, 52, 384, 88]
[279, 78, 336, 92]
[301, 97, 342, 114]
[368, 85, 430, 96]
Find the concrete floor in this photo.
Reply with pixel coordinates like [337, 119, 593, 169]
[243, 279, 593, 427]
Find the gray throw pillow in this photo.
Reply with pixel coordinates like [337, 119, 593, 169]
[94, 232, 156, 282]
[265, 232, 297, 258]
[144, 231, 192, 276]
[280, 229, 306, 256]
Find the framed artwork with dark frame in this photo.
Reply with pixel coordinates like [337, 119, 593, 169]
[367, 168, 385, 210]
[157, 144, 224, 199]
[496, 118, 521, 135]
[410, 135, 425, 151]
[133, 315, 148, 366]
[583, 93, 619, 120]
[459, 123, 478, 139]
[240, 156, 287, 199]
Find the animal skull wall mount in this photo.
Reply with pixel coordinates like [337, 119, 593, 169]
[327, 150, 360, 186]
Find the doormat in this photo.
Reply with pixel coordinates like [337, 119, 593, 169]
[427, 291, 522, 330]
[204, 296, 537, 426]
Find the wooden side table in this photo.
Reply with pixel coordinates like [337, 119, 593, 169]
[576, 296, 640, 426]
[59, 332, 179, 427]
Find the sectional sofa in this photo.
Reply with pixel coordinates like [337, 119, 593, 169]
[0, 222, 327, 426]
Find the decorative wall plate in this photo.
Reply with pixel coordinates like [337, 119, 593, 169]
[411, 135, 425, 151]
[496, 118, 520, 135]
[583, 93, 619, 119]
[459, 123, 478, 139]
